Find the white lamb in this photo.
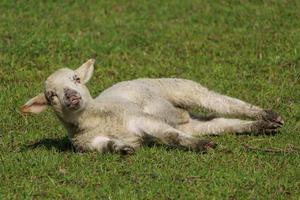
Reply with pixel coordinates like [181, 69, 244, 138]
[21, 59, 283, 154]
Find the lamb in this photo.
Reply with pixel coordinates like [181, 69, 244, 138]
[21, 59, 284, 154]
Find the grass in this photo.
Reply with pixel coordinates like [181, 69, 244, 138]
[0, 0, 300, 199]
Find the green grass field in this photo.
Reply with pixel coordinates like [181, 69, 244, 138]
[1, 0, 300, 199]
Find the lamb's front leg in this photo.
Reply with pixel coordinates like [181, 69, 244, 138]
[88, 136, 136, 155]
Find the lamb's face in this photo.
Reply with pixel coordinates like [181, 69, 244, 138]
[44, 68, 91, 114]
[20, 59, 95, 116]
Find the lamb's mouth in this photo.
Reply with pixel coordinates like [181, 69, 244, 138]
[65, 95, 82, 109]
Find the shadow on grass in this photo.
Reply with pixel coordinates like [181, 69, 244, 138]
[25, 137, 74, 152]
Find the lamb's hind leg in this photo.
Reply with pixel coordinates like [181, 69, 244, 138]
[129, 117, 216, 152]
[176, 117, 282, 136]
[156, 79, 283, 124]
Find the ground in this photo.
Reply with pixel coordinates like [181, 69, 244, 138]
[0, 0, 299, 199]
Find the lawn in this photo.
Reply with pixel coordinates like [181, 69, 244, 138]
[0, 0, 299, 199]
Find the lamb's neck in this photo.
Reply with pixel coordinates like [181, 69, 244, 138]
[61, 99, 107, 136]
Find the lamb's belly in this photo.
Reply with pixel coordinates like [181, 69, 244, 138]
[96, 92, 189, 126]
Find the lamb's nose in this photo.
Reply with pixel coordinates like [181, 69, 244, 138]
[64, 88, 79, 98]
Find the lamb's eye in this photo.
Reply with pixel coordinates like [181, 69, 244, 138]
[73, 75, 81, 84]
[45, 91, 57, 104]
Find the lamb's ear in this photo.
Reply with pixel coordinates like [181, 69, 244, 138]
[75, 58, 95, 84]
[20, 93, 48, 114]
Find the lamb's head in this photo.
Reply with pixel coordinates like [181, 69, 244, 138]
[21, 59, 95, 117]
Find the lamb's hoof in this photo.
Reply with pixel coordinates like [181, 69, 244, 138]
[262, 109, 284, 126]
[117, 145, 135, 155]
[254, 120, 282, 135]
[194, 139, 217, 153]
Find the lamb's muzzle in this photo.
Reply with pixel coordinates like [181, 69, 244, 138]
[63, 88, 82, 110]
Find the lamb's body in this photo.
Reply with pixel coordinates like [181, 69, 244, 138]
[96, 79, 192, 125]
[65, 78, 282, 153]
[65, 78, 194, 152]
[21, 59, 284, 154]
